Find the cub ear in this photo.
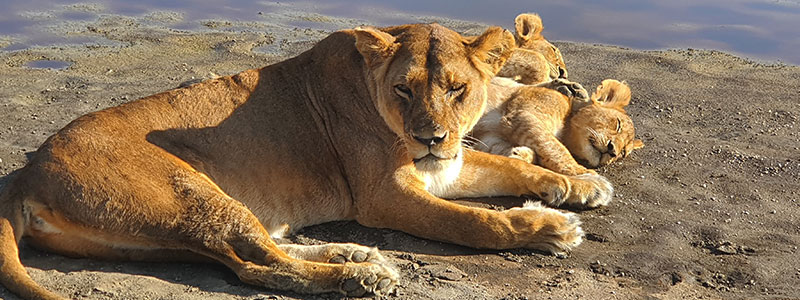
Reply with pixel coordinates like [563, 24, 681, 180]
[353, 26, 399, 68]
[467, 26, 516, 78]
[514, 13, 544, 43]
[592, 79, 631, 109]
[632, 139, 645, 150]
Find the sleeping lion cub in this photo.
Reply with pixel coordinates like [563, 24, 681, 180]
[473, 78, 644, 179]
[478, 14, 641, 177]
[498, 13, 567, 84]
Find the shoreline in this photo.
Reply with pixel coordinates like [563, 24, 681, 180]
[1, 8, 799, 300]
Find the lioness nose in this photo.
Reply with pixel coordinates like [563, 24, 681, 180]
[413, 132, 448, 147]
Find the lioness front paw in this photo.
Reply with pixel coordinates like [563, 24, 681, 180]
[564, 173, 613, 208]
[340, 263, 399, 297]
[527, 172, 612, 208]
[504, 201, 584, 255]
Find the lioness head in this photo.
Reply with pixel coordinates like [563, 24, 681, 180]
[354, 24, 515, 171]
[562, 80, 644, 167]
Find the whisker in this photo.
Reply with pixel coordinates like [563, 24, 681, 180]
[587, 128, 607, 145]
[463, 135, 489, 150]
[389, 137, 406, 156]
[461, 140, 475, 150]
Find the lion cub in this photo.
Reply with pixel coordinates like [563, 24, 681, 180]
[472, 79, 644, 176]
[498, 13, 567, 84]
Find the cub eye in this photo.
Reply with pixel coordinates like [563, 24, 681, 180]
[448, 84, 466, 101]
[394, 84, 412, 100]
[616, 117, 622, 133]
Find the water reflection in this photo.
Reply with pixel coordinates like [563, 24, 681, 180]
[25, 59, 72, 70]
[0, 0, 798, 64]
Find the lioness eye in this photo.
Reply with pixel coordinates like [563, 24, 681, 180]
[394, 84, 412, 100]
[448, 84, 466, 101]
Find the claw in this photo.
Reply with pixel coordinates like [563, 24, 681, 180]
[352, 251, 368, 263]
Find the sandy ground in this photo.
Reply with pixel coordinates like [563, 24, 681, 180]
[1, 6, 799, 300]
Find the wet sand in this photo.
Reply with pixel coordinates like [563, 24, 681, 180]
[1, 6, 799, 300]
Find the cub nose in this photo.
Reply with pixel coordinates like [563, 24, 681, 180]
[413, 132, 448, 146]
[607, 141, 617, 157]
[558, 66, 568, 78]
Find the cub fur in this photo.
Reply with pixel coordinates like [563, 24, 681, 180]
[473, 78, 644, 176]
[497, 13, 568, 84]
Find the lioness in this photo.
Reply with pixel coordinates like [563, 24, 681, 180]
[0, 23, 612, 299]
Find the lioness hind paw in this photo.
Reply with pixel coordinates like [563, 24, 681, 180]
[340, 264, 399, 297]
[327, 245, 387, 265]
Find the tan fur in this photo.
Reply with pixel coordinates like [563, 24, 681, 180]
[473, 79, 644, 181]
[0, 23, 613, 299]
[497, 13, 567, 84]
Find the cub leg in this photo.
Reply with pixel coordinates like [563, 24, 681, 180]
[506, 111, 595, 176]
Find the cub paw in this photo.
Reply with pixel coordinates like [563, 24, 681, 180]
[564, 173, 613, 208]
[340, 263, 399, 297]
[508, 146, 535, 164]
[504, 201, 584, 255]
[540, 78, 589, 101]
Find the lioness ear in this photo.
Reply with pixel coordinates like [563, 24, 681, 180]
[467, 26, 516, 78]
[514, 13, 544, 43]
[592, 79, 631, 109]
[632, 139, 645, 149]
[354, 27, 399, 67]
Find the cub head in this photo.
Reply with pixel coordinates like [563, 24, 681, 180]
[353, 24, 515, 171]
[562, 80, 644, 168]
[505, 13, 567, 81]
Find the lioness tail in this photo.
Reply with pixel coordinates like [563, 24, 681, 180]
[0, 181, 64, 300]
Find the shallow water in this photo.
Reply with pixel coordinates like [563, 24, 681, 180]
[25, 59, 72, 70]
[1, 0, 798, 64]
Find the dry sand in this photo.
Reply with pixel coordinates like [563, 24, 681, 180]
[1, 7, 799, 300]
